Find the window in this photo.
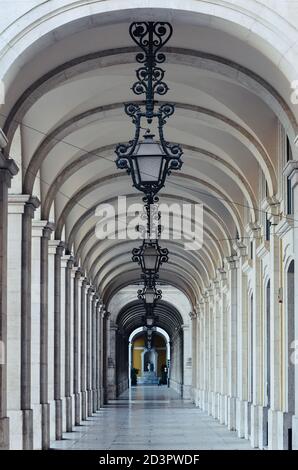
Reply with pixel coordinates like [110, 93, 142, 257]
[286, 137, 293, 215]
[265, 213, 271, 241]
[250, 241, 253, 260]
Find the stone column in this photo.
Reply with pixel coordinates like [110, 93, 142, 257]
[96, 301, 101, 410]
[202, 294, 209, 411]
[226, 256, 238, 431]
[190, 312, 197, 403]
[0, 147, 18, 449]
[80, 279, 87, 421]
[102, 310, 109, 404]
[51, 241, 64, 440]
[208, 289, 215, 415]
[213, 281, 221, 420]
[266, 208, 284, 449]
[86, 286, 94, 415]
[60, 254, 69, 433]
[284, 161, 298, 449]
[47, 235, 59, 443]
[198, 300, 204, 407]
[40, 223, 54, 449]
[100, 309, 106, 406]
[234, 242, 249, 438]
[91, 294, 98, 412]
[64, 256, 74, 431]
[219, 269, 228, 425]
[22, 197, 40, 449]
[195, 307, 201, 407]
[73, 268, 82, 425]
[107, 317, 117, 401]
[31, 220, 47, 449]
[182, 322, 192, 400]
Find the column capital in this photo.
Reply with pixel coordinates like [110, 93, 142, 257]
[202, 291, 209, 303]
[74, 268, 83, 280]
[66, 256, 74, 270]
[245, 222, 262, 239]
[61, 254, 73, 268]
[207, 285, 215, 302]
[232, 240, 248, 259]
[217, 267, 227, 282]
[87, 285, 95, 296]
[0, 151, 18, 185]
[32, 219, 48, 237]
[211, 279, 220, 296]
[42, 222, 55, 239]
[71, 264, 82, 279]
[226, 255, 239, 270]
[25, 196, 40, 218]
[48, 240, 65, 257]
[283, 160, 298, 189]
[189, 311, 197, 320]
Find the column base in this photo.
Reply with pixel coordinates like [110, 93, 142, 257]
[41, 403, 50, 450]
[194, 388, 200, 407]
[7, 410, 23, 449]
[55, 399, 63, 440]
[250, 404, 259, 448]
[244, 401, 251, 439]
[107, 384, 116, 401]
[292, 415, 298, 450]
[0, 417, 9, 449]
[87, 390, 93, 416]
[258, 405, 269, 449]
[236, 399, 246, 438]
[219, 394, 228, 425]
[22, 409, 33, 450]
[227, 396, 236, 430]
[96, 389, 101, 411]
[198, 389, 204, 409]
[92, 390, 97, 413]
[207, 391, 213, 415]
[211, 391, 218, 418]
[214, 393, 220, 420]
[74, 393, 81, 426]
[61, 397, 67, 432]
[268, 409, 292, 450]
[100, 387, 104, 407]
[201, 390, 208, 412]
[81, 391, 87, 421]
[32, 403, 42, 449]
[65, 396, 72, 432]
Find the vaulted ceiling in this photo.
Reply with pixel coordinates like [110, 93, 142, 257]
[2, 5, 297, 308]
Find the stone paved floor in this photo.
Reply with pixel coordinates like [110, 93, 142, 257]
[51, 386, 253, 450]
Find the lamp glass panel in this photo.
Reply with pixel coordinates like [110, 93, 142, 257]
[143, 245, 158, 271]
[135, 139, 163, 183]
[145, 288, 155, 304]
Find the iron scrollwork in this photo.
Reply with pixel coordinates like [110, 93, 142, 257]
[129, 22, 173, 121]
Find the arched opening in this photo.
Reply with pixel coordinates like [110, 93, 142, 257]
[287, 260, 295, 450]
[129, 328, 170, 386]
[264, 279, 271, 448]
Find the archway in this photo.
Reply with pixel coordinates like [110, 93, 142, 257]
[287, 260, 295, 449]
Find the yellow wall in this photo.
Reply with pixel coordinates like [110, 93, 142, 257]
[132, 333, 167, 377]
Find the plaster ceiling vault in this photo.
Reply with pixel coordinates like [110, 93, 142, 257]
[1, 1, 298, 310]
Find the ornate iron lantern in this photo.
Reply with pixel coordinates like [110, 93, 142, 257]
[138, 278, 162, 306]
[115, 22, 183, 200]
[132, 239, 168, 276]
